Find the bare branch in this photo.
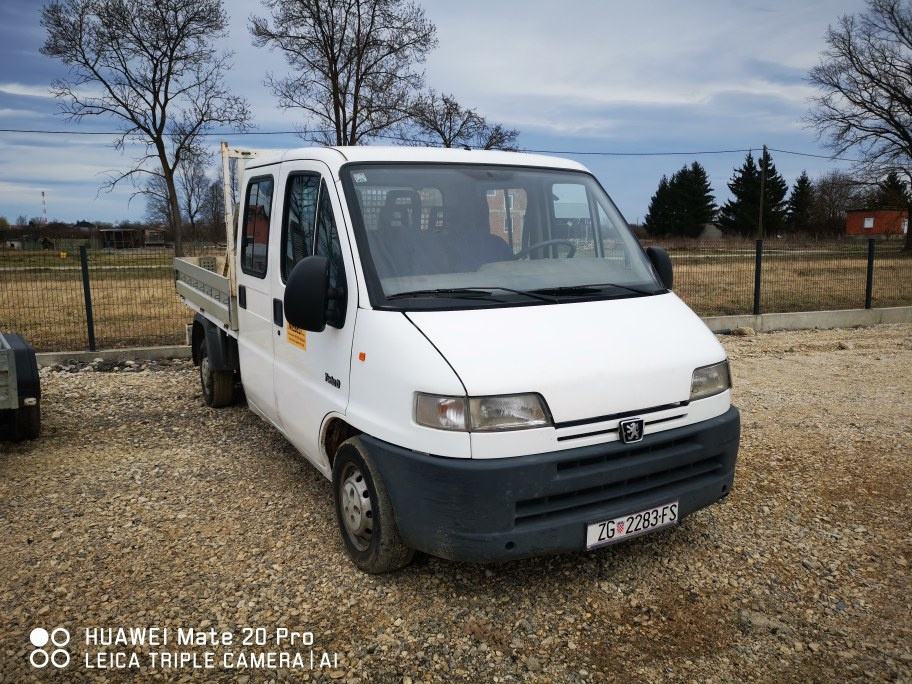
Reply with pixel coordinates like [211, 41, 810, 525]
[41, 0, 250, 254]
[250, 0, 436, 145]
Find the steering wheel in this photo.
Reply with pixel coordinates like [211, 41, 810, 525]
[512, 239, 576, 260]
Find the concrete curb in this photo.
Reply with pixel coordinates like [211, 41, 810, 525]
[33, 306, 912, 365]
[701, 306, 912, 333]
[36, 345, 191, 368]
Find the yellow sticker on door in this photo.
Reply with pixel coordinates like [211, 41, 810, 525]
[287, 324, 307, 350]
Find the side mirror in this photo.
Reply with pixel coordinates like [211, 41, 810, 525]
[284, 255, 330, 332]
[646, 246, 673, 290]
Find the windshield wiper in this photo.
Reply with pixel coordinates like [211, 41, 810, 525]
[386, 286, 556, 304]
[386, 287, 507, 302]
[530, 282, 660, 298]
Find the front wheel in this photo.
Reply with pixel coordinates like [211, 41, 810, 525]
[332, 437, 414, 573]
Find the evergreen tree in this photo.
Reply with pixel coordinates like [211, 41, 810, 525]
[718, 149, 787, 237]
[644, 163, 715, 238]
[874, 171, 910, 209]
[786, 171, 813, 234]
[758, 149, 788, 235]
[718, 152, 760, 236]
[643, 175, 673, 237]
[672, 162, 716, 238]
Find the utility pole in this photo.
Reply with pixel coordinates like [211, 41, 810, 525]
[752, 145, 768, 316]
[757, 144, 767, 240]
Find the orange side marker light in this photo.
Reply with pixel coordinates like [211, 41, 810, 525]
[358, 352, 366, 362]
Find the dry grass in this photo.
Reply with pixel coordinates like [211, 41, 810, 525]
[2, 245, 910, 351]
[675, 251, 912, 315]
[0, 262, 192, 351]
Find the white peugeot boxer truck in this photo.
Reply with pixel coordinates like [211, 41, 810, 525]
[175, 145, 740, 573]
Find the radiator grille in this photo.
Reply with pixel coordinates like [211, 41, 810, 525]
[514, 438, 725, 526]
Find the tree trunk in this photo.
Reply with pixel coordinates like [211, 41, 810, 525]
[906, 198, 912, 251]
[164, 170, 183, 257]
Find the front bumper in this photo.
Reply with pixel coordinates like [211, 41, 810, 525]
[364, 406, 740, 562]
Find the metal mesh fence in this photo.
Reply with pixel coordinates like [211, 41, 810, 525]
[1, 244, 220, 351]
[760, 242, 870, 313]
[658, 241, 757, 316]
[1, 239, 910, 351]
[872, 242, 912, 308]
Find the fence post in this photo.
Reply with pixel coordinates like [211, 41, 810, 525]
[752, 239, 763, 316]
[865, 238, 875, 310]
[79, 246, 97, 352]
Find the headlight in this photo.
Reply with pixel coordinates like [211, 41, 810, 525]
[415, 393, 551, 431]
[690, 360, 731, 401]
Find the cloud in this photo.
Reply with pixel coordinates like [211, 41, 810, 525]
[0, 107, 40, 118]
[0, 0, 869, 222]
[0, 82, 52, 98]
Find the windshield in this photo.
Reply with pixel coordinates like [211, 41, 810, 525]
[341, 163, 663, 308]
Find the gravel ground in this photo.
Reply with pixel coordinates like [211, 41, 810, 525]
[1, 324, 910, 683]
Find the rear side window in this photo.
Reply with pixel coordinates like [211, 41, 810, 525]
[241, 176, 274, 278]
[281, 173, 320, 281]
[314, 180, 348, 328]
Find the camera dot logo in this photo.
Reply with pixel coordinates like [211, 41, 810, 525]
[29, 626, 70, 669]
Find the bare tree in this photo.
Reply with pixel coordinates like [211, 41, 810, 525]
[250, 0, 436, 145]
[145, 149, 211, 241]
[177, 151, 210, 240]
[41, 0, 250, 255]
[475, 123, 519, 151]
[201, 177, 226, 242]
[808, 0, 912, 249]
[408, 90, 519, 150]
[808, 171, 868, 237]
[143, 174, 173, 228]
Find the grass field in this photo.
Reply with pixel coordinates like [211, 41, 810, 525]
[1, 243, 910, 351]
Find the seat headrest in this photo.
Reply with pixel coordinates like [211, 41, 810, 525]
[379, 189, 422, 233]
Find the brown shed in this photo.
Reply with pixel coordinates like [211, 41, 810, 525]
[845, 208, 908, 237]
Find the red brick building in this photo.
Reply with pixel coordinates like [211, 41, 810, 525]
[845, 208, 908, 237]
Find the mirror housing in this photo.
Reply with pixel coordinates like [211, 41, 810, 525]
[646, 246, 673, 290]
[284, 255, 330, 332]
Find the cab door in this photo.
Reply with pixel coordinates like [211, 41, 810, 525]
[272, 162, 357, 472]
[236, 173, 279, 423]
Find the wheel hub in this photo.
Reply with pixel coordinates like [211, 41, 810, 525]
[340, 466, 373, 551]
[200, 355, 211, 396]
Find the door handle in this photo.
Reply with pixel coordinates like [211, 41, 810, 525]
[273, 298, 284, 327]
[238, 285, 247, 309]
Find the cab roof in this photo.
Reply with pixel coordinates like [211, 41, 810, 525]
[245, 145, 589, 173]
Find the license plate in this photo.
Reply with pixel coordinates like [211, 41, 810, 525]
[586, 501, 678, 550]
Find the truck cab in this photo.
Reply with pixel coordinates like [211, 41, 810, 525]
[177, 146, 740, 573]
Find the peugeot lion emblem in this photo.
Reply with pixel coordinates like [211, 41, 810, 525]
[619, 418, 645, 444]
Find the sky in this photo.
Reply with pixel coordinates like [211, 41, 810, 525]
[0, 0, 866, 225]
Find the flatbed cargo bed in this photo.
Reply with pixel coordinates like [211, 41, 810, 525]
[174, 256, 238, 332]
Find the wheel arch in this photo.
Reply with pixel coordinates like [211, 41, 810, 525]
[192, 314, 238, 372]
[321, 415, 362, 469]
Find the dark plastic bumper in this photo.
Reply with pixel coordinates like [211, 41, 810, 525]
[363, 406, 740, 562]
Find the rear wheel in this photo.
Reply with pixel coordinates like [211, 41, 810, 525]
[199, 339, 235, 407]
[332, 437, 414, 573]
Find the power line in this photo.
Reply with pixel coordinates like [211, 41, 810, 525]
[767, 146, 863, 163]
[0, 127, 321, 136]
[0, 126, 861, 161]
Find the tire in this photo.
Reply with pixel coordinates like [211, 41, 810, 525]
[5, 402, 40, 441]
[332, 437, 414, 574]
[17, 403, 40, 440]
[199, 338, 235, 408]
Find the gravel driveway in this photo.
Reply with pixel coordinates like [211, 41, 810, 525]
[1, 324, 910, 683]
